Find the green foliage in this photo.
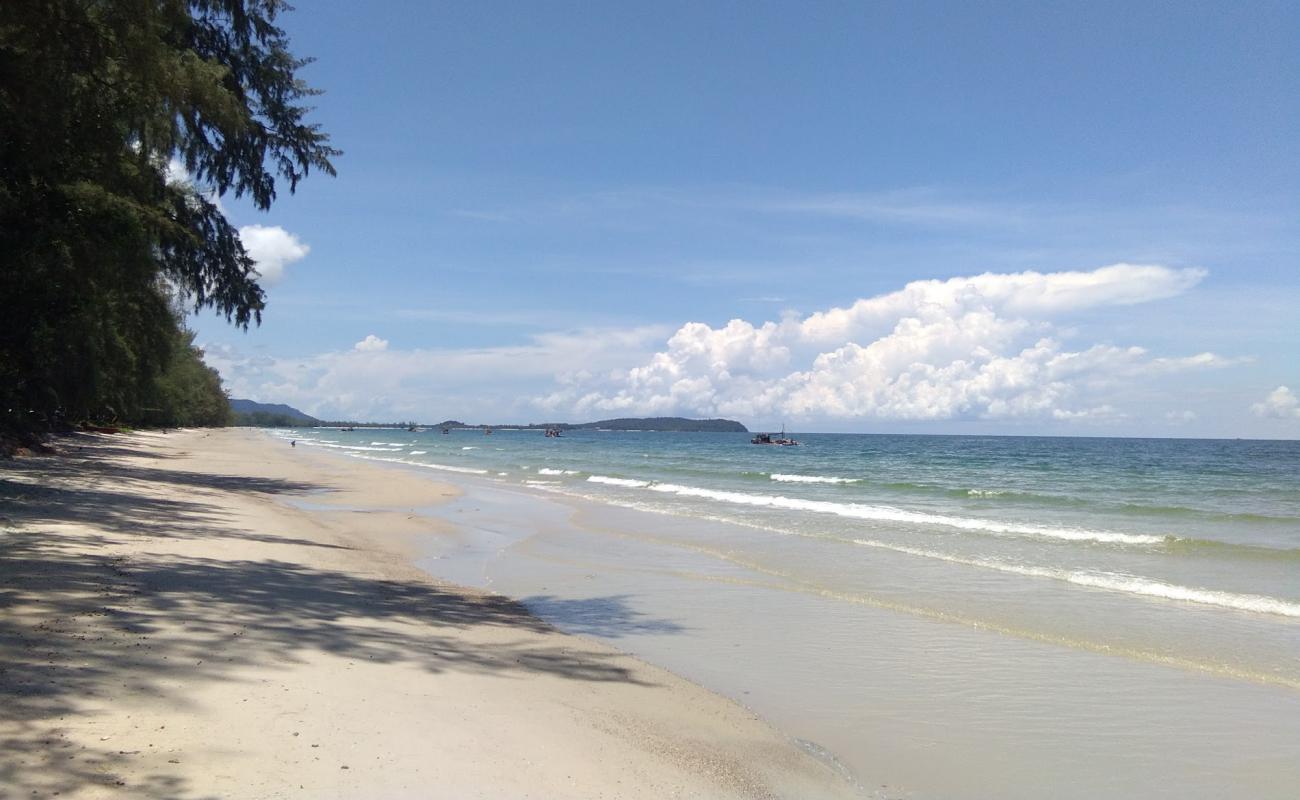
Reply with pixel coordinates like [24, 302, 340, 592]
[0, 0, 337, 433]
[147, 321, 234, 427]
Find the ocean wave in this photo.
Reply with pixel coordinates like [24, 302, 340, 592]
[770, 473, 861, 485]
[644, 483, 1164, 545]
[538, 468, 580, 476]
[461, 446, 478, 450]
[850, 539, 1300, 618]
[298, 441, 403, 452]
[588, 475, 652, 488]
[409, 450, 427, 455]
[352, 455, 487, 475]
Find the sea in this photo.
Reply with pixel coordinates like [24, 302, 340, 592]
[274, 427, 1300, 798]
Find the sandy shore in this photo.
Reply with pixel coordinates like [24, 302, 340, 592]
[0, 428, 861, 799]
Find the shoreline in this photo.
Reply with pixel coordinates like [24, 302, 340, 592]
[0, 428, 862, 799]
[311, 427, 1300, 799]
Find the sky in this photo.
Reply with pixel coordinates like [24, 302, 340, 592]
[195, 0, 1300, 437]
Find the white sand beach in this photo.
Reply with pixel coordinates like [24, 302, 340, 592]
[0, 428, 860, 799]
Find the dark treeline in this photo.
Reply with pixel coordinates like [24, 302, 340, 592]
[1, 0, 336, 443]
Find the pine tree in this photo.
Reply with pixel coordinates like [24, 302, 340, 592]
[1, 0, 338, 434]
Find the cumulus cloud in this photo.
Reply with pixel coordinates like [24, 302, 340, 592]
[354, 335, 389, 352]
[1251, 386, 1300, 419]
[539, 264, 1227, 423]
[239, 224, 310, 284]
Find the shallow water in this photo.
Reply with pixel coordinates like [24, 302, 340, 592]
[276, 429, 1300, 797]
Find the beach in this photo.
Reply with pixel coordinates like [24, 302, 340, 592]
[272, 425, 1300, 799]
[0, 429, 861, 799]
[6, 427, 1299, 799]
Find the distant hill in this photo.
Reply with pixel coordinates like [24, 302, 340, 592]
[571, 417, 747, 432]
[443, 417, 747, 433]
[229, 399, 319, 427]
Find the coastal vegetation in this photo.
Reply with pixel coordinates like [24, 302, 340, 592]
[0, 0, 336, 444]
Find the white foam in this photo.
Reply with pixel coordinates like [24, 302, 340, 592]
[851, 539, 1300, 618]
[643, 483, 1163, 545]
[538, 468, 579, 476]
[298, 441, 403, 452]
[352, 455, 488, 475]
[968, 489, 1010, 497]
[409, 450, 427, 455]
[407, 460, 488, 475]
[462, 446, 478, 450]
[588, 475, 652, 488]
[770, 473, 861, 485]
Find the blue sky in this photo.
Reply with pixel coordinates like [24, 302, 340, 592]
[197, 0, 1299, 436]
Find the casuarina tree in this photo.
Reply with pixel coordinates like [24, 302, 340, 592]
[0, 0, 338, 435]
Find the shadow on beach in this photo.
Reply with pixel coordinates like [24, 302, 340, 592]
[0, 433, 670, 798]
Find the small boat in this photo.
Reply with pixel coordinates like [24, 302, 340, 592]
[441, 427, 450, 435]
[751, 425, 798, 446]
[544, 427, 563, 438]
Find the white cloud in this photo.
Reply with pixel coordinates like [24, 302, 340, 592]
[541, 264, 1230, 423]
[204, 326, 669, 422]
[238, 224, 310, 285]
[201, 264, 1253, 429]
[354, 335, 389, 352]
[1251, 386, 1300, 419]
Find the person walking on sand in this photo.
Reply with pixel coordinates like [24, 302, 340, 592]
[291, 440, 296, 448]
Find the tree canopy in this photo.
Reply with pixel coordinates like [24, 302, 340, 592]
[1, 0, 337, 436]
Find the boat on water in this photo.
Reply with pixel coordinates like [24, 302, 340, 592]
[544, 427, 563, 438]
[751, 426, 798, 446]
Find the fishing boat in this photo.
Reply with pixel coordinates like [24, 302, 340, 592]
[751, 425, 798, 446]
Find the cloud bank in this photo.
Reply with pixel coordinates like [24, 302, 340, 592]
[538, 264, 1227, 423]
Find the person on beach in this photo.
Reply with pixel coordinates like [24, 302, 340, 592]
[291, 440, 296, 447]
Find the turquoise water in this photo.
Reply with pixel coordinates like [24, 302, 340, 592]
[281, 428, 1300, 611]
[277, 428, 1300, 796]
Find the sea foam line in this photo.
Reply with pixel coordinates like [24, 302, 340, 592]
[352, 454, 488, 475]
[588, 475, 652, 488]
[770, 473, 861, 485]
[851, 539, 1300, 618]
[297, 441, 403, 452]
[643, 483, 1165, 545]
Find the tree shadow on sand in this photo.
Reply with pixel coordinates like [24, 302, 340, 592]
[521, 594, 686, 638]
[0, 435, 682, 798]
